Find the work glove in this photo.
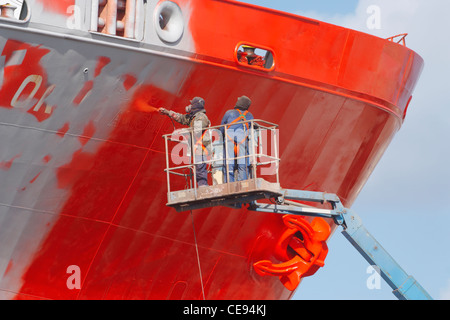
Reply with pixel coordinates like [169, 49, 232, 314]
[159, 108, 169, 115]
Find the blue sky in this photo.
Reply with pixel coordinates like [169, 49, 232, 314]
[238, 0, 359, 15]
[240, 0, 450, 300]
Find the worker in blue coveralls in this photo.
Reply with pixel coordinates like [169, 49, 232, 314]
[220, 96, 254, 182]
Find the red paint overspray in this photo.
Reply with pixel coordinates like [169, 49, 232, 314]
[78, 121, 96, 146]
[16, 84, 183, 299]
[94, 57, 111, 77]
[134, 100, 158, 113]
[0, 154, 21, 170]
[29, 172, 42, 184]
[56, 123, 70, 138]
[43, 155, 52, 163]
[73, 81, 94, 105]
[73, 57, 111, 106]
[122, 74, 137, 91]
[36, 0, 75, 16]
[0, 40, 53, 122]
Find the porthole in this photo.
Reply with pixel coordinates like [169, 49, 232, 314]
[154, 1, 184, 44]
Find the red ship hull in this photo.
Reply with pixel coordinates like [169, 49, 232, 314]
[0, 0, 423, 299]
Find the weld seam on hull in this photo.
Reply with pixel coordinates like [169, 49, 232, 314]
[0, 121, 151, 151]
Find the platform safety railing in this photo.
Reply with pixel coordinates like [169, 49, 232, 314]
[163, 119, 280, 201]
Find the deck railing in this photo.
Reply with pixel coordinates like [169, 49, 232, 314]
[386, 33, 408, 46]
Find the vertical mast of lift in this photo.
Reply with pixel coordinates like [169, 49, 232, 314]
[249, 190, 433, 300]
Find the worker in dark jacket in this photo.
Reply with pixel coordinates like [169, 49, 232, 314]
[220, 96, 254, 182]
[159, 97, 211, 187]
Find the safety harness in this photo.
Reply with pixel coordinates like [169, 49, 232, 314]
[191, 116, 211, 156]
[226, 110, 249, 155]
[194, 130, 209, 156]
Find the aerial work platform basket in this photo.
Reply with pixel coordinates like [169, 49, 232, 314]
[163, 119, 281, 212]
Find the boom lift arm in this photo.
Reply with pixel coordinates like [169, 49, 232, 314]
[249, 189, 433, 300]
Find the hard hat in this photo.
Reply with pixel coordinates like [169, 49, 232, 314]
[235, 96, 251, 110]
[189, 97, 205, 114]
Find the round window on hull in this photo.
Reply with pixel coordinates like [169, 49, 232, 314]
[154, 1, 184, 44]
